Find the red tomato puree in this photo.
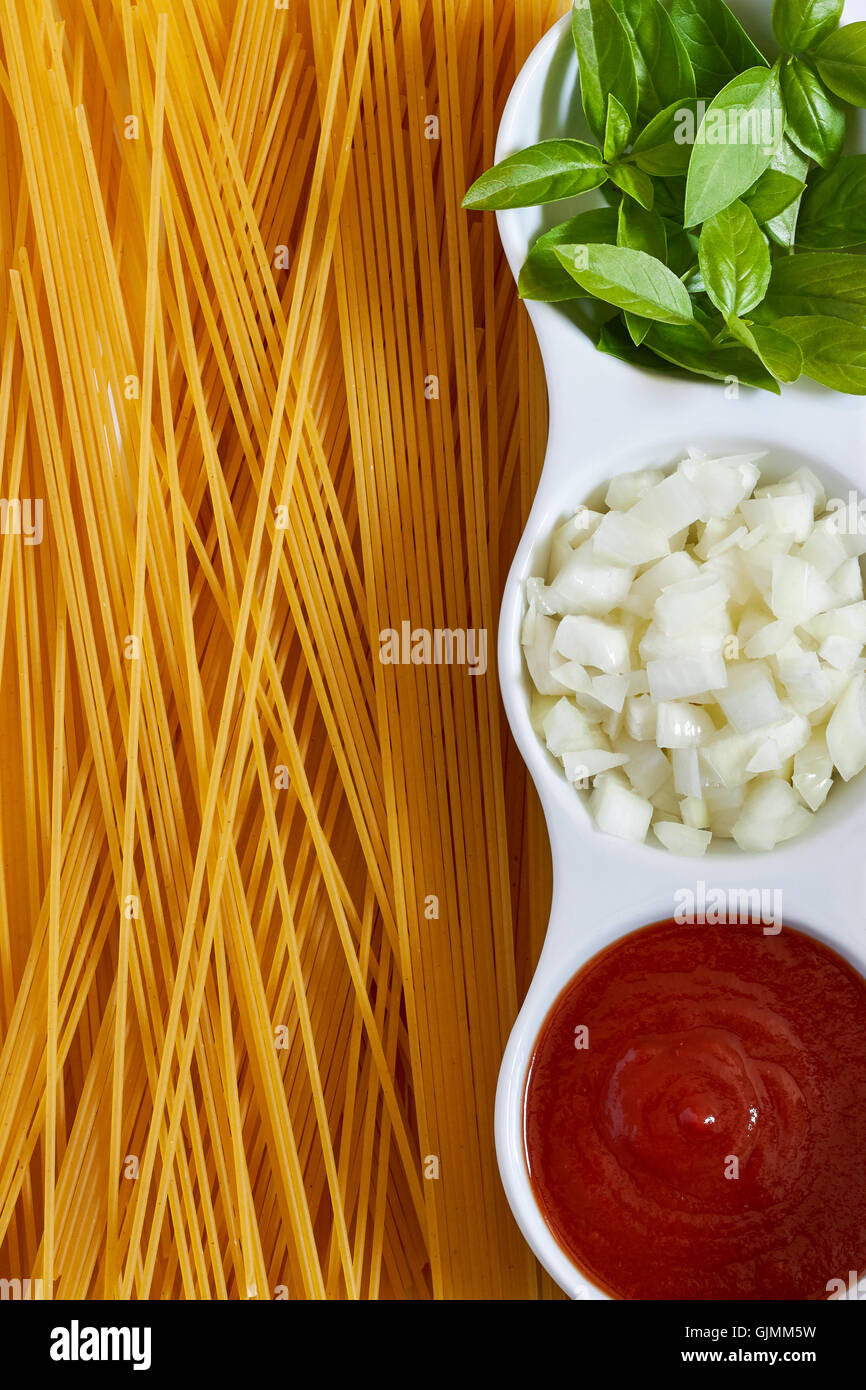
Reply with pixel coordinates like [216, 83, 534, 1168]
[524, 919, 866, 1300]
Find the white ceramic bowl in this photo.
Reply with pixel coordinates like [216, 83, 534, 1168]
[493, 0, 866, 1301]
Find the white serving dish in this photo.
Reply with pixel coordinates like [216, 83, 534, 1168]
[493, 0, 866, 1301]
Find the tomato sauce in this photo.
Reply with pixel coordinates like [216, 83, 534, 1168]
[523, 919, 866, 1300]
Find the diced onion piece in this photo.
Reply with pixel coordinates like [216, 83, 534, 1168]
[731, 779, 812, 851]
[552, 614, 631, 674]
[652, 821, 711, 856]
[706, 525, 748, 559]
[680, 795, 709, 829]
[782, 467, 826, 513]
[655, 700, 715, 748]
[602, 709, 625, 743]
[744, 714, 810, 773]
[715, 660, 783, 732]
[646, 651, 727, 702]
[592, 673, 630, 712]
[775, 651, 831, 716]
[639, 621, 727, 662]
[549, 552, 634, 615]
[700, 729, 762, 788]
[704, 785, 746, 837]
[826, 672, 866, 780]
[832, 556, 864, 604]
[530, 692, 560, 735]
[818, 634, 862, 671]
[672, 746, 702, 797]
[542, 699, 604, 757]
[630, 472, 705, 538]
[799, 527, 849, 579]
[743, 619, 794, 660]
[521, 607, 563, 695]
[548, 510, 602, 574]
[551, 659, 594, 696]
[625, 551, 699, 617]
[770, 554, 836, 623]
[679, 454, 760, 518]
[808, 602, 866, 644]
[525, 575, 569, 616]
[562, 749, 628, 782]
[693, 517, 737, 559]
[794, 733, 834, 812]
[604, 468, 664, 510]
[592, 510, 670, 566]
[653, 572, 729, 635]
[616, 734, 671, 799]
[625, 693, 657, 741]
[589, 777, 653, 843]
[740, 494, 813, 542]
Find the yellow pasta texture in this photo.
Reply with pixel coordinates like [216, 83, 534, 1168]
[0, 0, 563, 1299]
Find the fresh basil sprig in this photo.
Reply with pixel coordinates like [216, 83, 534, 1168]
[463, 0, 866, 395]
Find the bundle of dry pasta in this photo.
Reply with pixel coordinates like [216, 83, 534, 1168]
[0, 0, 562, 1299]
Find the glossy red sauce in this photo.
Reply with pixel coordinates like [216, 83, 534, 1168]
[524, 919, 866, 1300]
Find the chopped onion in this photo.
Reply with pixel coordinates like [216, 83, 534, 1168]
[652, 821, 711, 856]
[715, 660, 783, 732]
[794, 733, 834, 812]
[589, 776, 653, 842]
[552, 614, 631, 674]
[826, 672, 866, 781]
[655, 701, 715, 748]
[523, 452, 866, 852]
[592, 510, 670, 567]
[731, 779, 813, 851]
[672, 746, 702, 797]
[646, 651, 727, 702]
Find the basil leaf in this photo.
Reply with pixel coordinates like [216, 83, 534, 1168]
[666, 226, 701, 277]
[797, 155, 866, 247]
[727, 316, 804, 383]
[772, 0, 844, 54]
[684, 67, 785, 227]
[609, 0, 696, 122]
[770, 315, 866, 393]
[753, 251, 866, 324]
[741, 169, 806, 222]
[669, 0, 768, 98]
[606, 161, 655, 209]
[652, 176, 688, 221]
[781, 57, 845, 168]
[553, 242, 695, 323]
[698, 200, 771, 317]
[571, 0, 638, 142]
[645, 318, 782, 391]
[763, 137, 810, 247]
[518, 208, 619, 301]
[815, 22, 866, 107]
[604, 93, 632, 162]
[625, 311, 653, 345]
[596, 318, 693, 378]
[462, 139, 607, 210]
[617, 199, 667, 261]
[632, 98, 702, 176]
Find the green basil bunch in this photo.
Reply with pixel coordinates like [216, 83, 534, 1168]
[463, 0, 866, 394]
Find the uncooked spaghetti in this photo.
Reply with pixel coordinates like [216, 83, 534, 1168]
[0, 0, 563, 1299]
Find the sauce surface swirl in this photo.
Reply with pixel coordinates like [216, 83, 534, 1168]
[524, 919, 866, 1300]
